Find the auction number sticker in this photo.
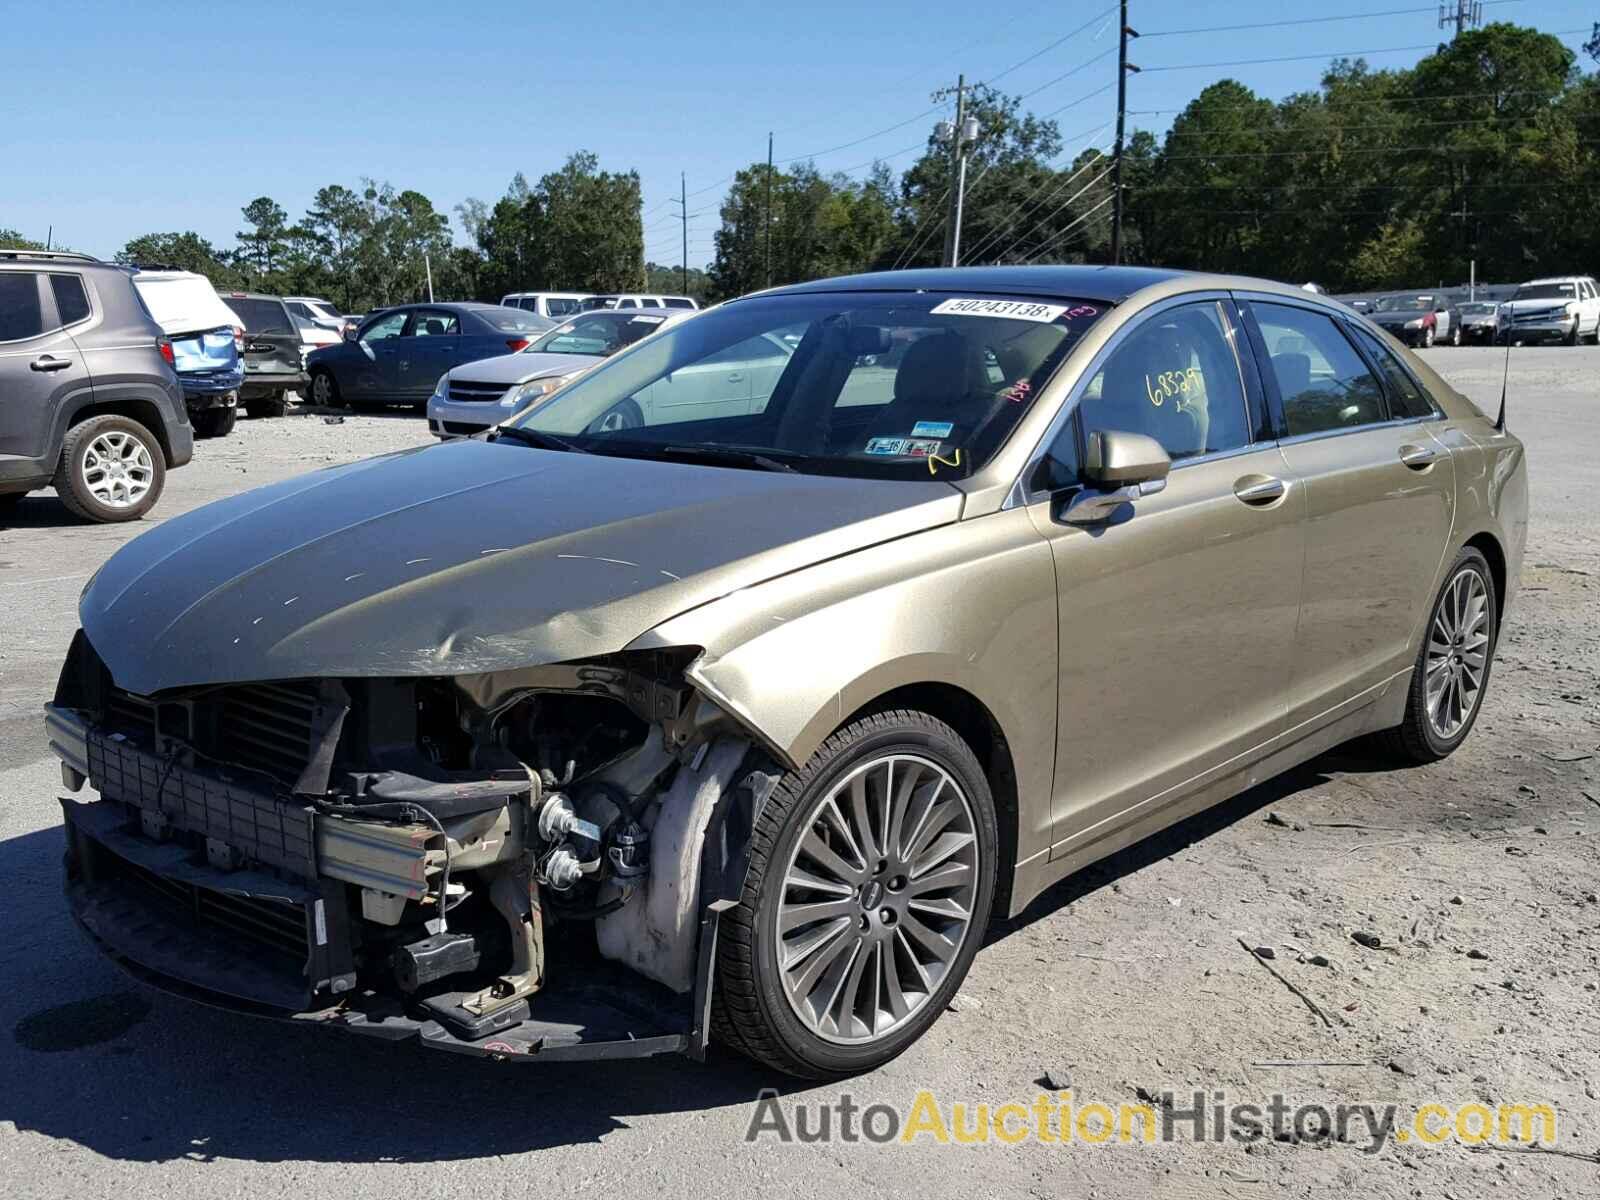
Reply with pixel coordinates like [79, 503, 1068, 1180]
[930, 298, 1069, 323]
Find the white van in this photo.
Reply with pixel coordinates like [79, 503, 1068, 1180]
[499, 292, 592, 319]
[579, 293, 699, 312]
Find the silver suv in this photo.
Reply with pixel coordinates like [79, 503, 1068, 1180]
[0, 250, 193, 523]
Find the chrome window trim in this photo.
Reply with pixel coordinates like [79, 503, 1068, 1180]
[1005, 289, 1269, 509]
[1275, 411, 1443, 450]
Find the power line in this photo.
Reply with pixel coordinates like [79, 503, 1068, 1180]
[1141, 0, 1526, 37]
[1141, 28, 1589, 72]
[1016, 47, 1118, 103]
[964, 147, 1110, 263]
[1129, 86, 1574, 115]
[984, 161, 1114, 263]
[1040, 81, 1116, 120]
[1021, 194, 1116, 263]
[1156, 135, 1600, 161]
[984, 5, 1118, 86]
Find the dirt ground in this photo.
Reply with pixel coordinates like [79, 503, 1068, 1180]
[0, 354, 1596, 1200]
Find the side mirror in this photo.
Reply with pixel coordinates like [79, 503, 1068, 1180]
[1062, 430, 1172, 526]
[1084, 429, 1171, 487]
[344, 326, 358, 342]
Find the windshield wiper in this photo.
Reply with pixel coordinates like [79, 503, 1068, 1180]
[648, 444, 799, 473]
[491, 425, 589, 454]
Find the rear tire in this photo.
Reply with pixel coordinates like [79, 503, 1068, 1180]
[1376, 547, 1497, 764]
[1421, 325, 1435, 349]
[246, 391, 288, 420]
[712, 709, 997, 1079]
[1449, 324, 1462, 347]
[52, 415, 165, 523]
[192, 405, 237, 438]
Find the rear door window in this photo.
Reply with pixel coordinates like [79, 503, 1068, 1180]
[1251, 302, 1386, 436]
[49, 274, 91, 326]
[407, 309, 461, 337]
[0, 272, 45, 341]
[1350, 326, 1435, 419]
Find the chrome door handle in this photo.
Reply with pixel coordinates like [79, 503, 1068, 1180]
[726, 372, 744, 382]
[1233, 474, 1286, 505]
[30, 355, 71, 372]
[1399, 443, 1440, 469]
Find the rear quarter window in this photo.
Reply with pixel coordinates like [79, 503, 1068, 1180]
[50, 274, 92, 325]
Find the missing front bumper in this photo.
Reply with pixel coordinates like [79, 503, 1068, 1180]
[62, 797, 710, 1064]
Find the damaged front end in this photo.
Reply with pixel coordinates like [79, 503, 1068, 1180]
[48, 632, 776, 1062]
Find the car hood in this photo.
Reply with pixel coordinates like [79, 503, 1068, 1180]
[1500, 298, 1573, 314]
[80, 440, 962, 694]
[446, 351, 604, 386]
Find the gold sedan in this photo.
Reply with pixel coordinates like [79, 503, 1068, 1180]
[56, 266, 1527, 1078]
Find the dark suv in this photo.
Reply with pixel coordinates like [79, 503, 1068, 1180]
[0, 251, 193, 523]
[226, 292, 308, 420]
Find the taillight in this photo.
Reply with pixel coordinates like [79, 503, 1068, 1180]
[157, 337, 175, 367]
[233, 325, 246, 353]
[506, 338, 530, 352]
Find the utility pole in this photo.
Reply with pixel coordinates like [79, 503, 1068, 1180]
[941, 76, 968, 267]
[680, 172, 688, 295]
[1111, 2, 1141, 265]
[424, 251, 434, 302]
[1437, 0, 1482, 37]
[764, 131, 774, 289]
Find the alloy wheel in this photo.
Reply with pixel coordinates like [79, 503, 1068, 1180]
[775, 753, 979, 1045]
[1424, 567, 1490, 741]
[81, 431, 154, 509]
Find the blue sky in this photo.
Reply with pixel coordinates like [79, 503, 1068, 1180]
[2, 0, 1594, 265]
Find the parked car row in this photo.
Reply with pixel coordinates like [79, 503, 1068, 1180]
[1348, 274, 1600, 347]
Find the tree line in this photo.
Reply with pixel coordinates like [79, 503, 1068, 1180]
[4, 22, 1594, 308]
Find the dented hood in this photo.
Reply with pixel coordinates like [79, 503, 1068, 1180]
[80, 439, 961, 695]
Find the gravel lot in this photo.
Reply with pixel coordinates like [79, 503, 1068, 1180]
[1, 355, 1596, 1200]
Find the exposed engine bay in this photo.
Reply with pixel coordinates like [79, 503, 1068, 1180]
[48, 633, 775, 1060]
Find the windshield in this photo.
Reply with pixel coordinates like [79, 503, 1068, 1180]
[229, 297, 294, 334]
[507, 291, 1107, 479]
[1460, 302, 1497, 315]
[1512, 282, 1575, 301]
[526, 311, 674, 357]
[1374, 295, 1431, 313]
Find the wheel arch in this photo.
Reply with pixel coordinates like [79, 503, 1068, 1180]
[1462, 530, 1507, 622]
[839, 681, 1021, 918]
[63, 398, 175, 465]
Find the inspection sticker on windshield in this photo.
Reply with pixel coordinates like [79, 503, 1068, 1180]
[930, 297, 1069, 323]
[910, 420, 954, 438]
[865, 437, 908, 455]
[628, 315, 666, 325]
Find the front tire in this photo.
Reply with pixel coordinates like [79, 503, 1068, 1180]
[713, 709, 997, 1078]
[1420, 325, 1435, 349]
[310, 368, 343, 409]
[52, 415, 165, 523]
[1377, 547, 1497, 764]
[1449, 324, 1462, 347]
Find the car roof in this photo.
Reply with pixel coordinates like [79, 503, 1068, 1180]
[1519, 276, 1590, 284]
[226, 292, 288, 303]
[758, 265, 1191, 305]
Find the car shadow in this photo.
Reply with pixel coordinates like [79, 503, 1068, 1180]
[0, 743, 1407, 1164]
[987, 742, 1404, 941]
[0, 494, 95, 530]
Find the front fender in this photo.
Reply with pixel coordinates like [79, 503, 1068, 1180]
[629, 505, 1060, 869]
